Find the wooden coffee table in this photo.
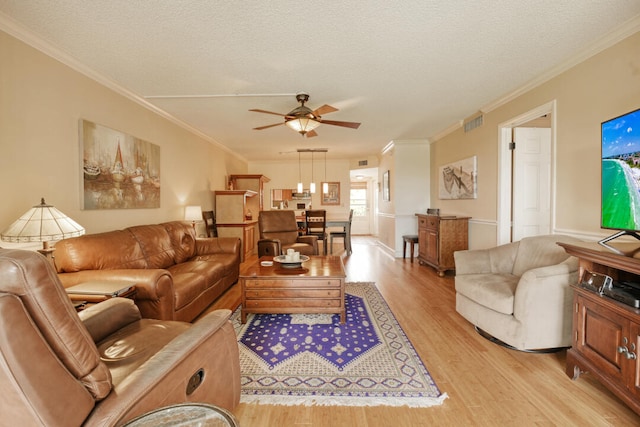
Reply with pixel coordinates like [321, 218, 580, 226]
[240, 255, 346, 323]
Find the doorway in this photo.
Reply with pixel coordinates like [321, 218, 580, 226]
[497, 101, 555, 245]
[350, 168, 378, 236]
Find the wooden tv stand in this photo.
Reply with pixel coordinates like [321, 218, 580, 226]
[558, 242, 640, 415]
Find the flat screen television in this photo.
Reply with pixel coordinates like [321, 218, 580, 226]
[600, 107, 640, 246]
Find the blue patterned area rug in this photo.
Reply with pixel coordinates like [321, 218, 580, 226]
[231, 282, 447, 407]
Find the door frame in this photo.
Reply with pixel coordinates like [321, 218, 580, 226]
[497, 100, 556, 245]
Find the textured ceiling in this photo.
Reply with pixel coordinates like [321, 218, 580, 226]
[2, 1, 640, 162]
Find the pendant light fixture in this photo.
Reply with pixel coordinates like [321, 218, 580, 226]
[297, 151, 303, 193]
[309, 151, 316, 194]
[322, 151, 329, 194]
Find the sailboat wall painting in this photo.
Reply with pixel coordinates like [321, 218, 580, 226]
[80, 119, 160, 209]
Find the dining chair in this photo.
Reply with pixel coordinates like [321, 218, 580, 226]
[202, 210, 218, 237]
[329, 209, 353, 255]
[305, 210, 327, 255]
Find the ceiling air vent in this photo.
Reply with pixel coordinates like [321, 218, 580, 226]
[358, 160, 368, 166]
[463, 114, 483, 133]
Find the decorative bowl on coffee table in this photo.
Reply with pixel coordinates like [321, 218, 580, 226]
[273, 254, 310, 269]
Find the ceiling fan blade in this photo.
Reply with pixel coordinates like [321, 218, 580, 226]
[305, 130, 318, 138]
[253, 122, 284, 130]
[318, 119, 361, 129]
[312, 104, 338, 117]
[249, 108, 288, 117]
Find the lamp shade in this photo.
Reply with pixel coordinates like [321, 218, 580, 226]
[1, 198, 85, 243]
[285, 117, 321, 134]
[184, 205, 202, 222]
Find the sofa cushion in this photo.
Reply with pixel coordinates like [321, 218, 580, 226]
[55, 230, 148, 272]
[96, 318, 190, 387]
[162, 221, 196, 264]
[189, 253, 239, 279]
[168, 261, 226, 310]
[127, 224, 176, 269]
[455, 273, 519, 315]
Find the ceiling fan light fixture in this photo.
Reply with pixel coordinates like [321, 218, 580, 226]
[285, 116, 321, 135]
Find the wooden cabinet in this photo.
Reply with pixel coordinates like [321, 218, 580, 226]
[215, 190, 258, 261]
[215, 190, 257, 223]
[415, 214, 470, 276]
[216, 175, 269, 261]
[229, 174, 270, 216]
[271, 189, 294, 209]
[559, 242, 640, 415]
[215, 222, 256, 262]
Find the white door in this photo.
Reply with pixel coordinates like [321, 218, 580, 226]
[512, 127, 551, 240]
[350, 181, 371, 235]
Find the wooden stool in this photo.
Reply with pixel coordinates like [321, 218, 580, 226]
[402, 235, 419, 262]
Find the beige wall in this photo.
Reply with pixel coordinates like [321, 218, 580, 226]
[0, 31, 247, 241]
[431, 31, 640, 249]
[248, 158, 352, 218]
[377, 140, 430, 255]
[377, 147, 395, 250]
[4, 27, 640, 251]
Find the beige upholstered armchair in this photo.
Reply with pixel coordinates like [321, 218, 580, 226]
[454, 234, 582, 351]
[257, 210, 318, 257]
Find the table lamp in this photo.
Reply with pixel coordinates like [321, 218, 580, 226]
[184, 205, 202, 232]
[1, 198, 85, 257]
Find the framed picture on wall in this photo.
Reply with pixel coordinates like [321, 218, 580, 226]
[438, 155, 477, 199]
[80, 119, 161, 209]
[383, 170, 390, 201]
[321, 182, 340, 205]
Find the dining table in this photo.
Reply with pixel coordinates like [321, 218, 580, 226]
[296, 215, 351, 254]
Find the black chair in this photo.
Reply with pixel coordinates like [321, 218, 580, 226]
[305, 210, 327, 255]
[329, 209, 353, 255]
[202, 210, 218, 237]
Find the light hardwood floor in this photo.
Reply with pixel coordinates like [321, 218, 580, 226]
[207, 236, 640, 426]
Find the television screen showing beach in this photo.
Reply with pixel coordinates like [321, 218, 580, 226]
[602, 108, 640, 230]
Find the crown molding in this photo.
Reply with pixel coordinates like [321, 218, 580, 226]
[0, 12, 246, 163]
[429, 15, 640, 143]
[429, 120, 463, 143]
[481, 15, 640, 114]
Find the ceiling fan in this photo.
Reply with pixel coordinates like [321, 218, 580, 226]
[249, 93, 361, 137]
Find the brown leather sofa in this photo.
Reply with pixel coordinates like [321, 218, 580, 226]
[257, 210, 318, 257]
[54, 221, 241, 322]
[0, 248, 241, 426]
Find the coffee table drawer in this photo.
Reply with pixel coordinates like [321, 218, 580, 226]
[244, 298, 342, 308]
[244, 279, 341, 288]
[245, 289, 341, 299]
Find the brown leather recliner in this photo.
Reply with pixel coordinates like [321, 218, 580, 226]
[0, 248, 240, 427]
[257, 210, 318, 257]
